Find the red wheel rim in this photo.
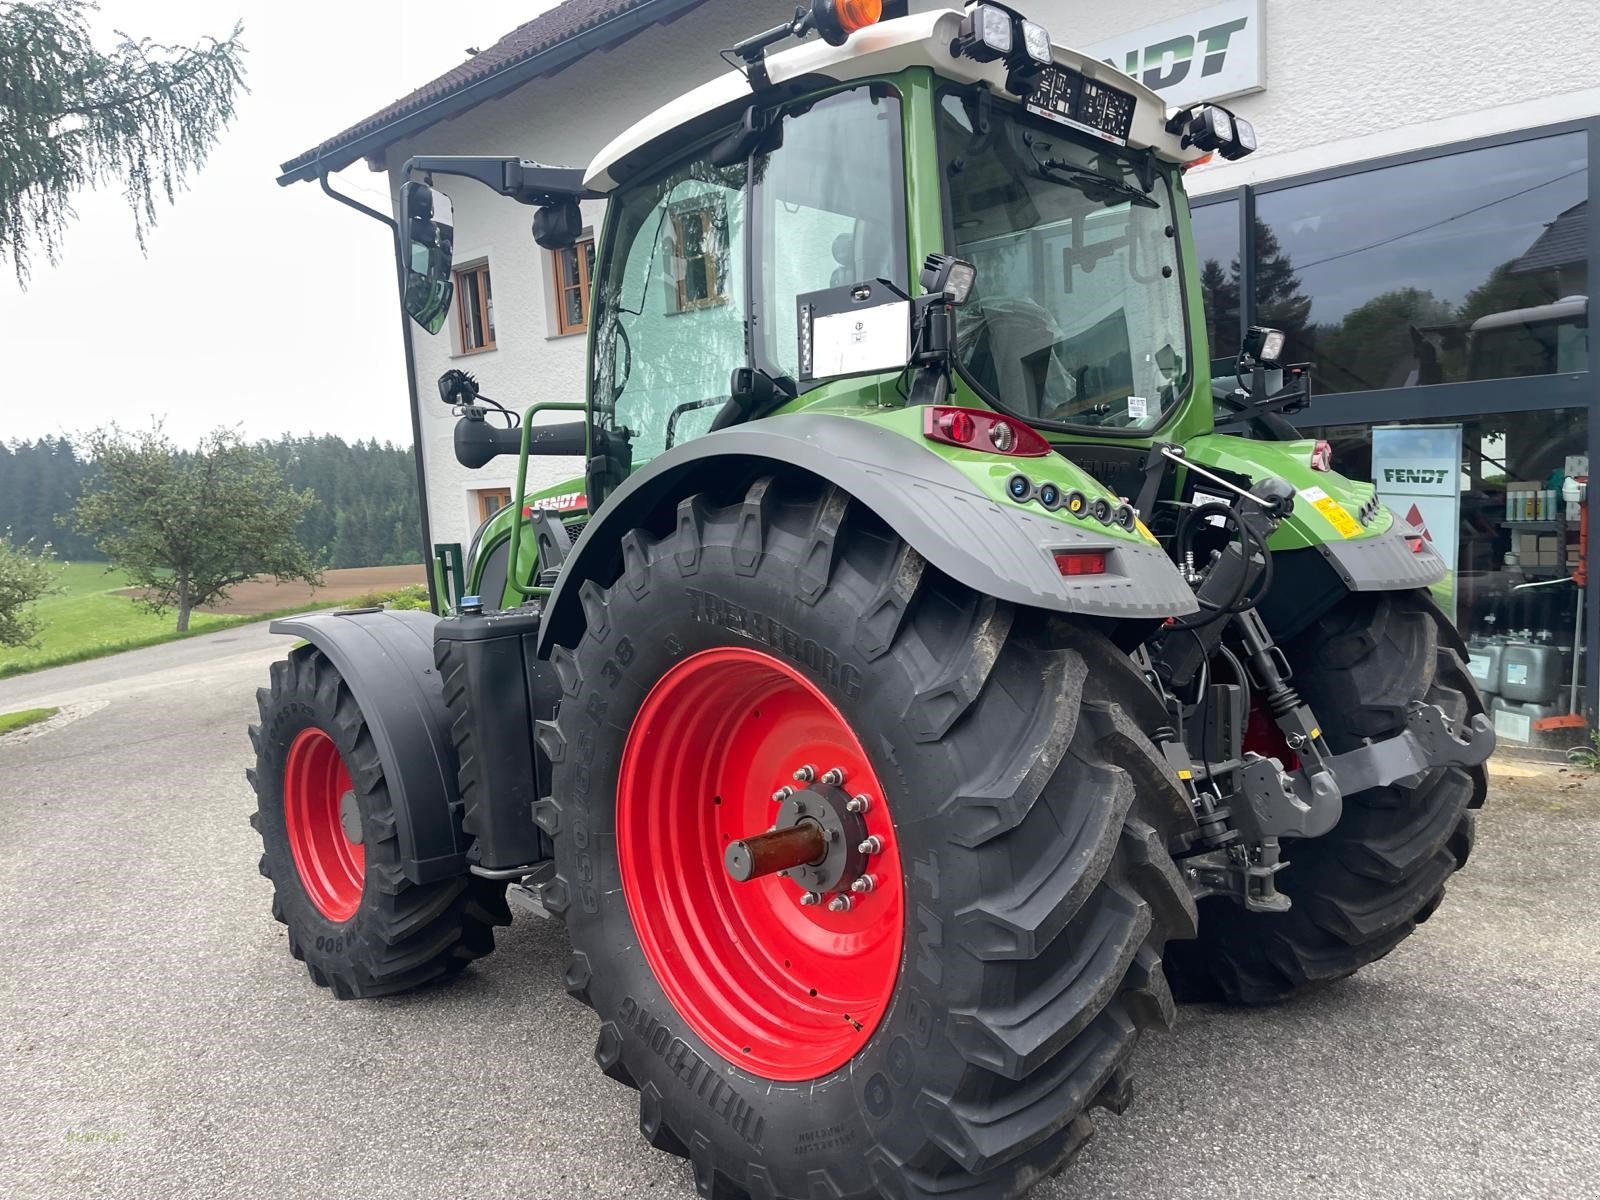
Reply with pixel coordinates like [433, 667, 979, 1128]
[617, 647, 904, 1081]
[284, 727, 365, 922]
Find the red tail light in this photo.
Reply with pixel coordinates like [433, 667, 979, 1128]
[1310, 440, 1333, 471]
[1053, 550, 1107, 576]
[1405, 535, 1426, 554]
[923, 406, 1050, 457]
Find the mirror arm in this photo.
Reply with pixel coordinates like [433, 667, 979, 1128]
[400, 156, 603, 205]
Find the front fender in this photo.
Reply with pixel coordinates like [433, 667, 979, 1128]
[270, 608, 468, 884]
[535, 414, 1198, 656]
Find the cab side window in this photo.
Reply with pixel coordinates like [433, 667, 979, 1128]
[593, 157, 748, 466]
[757, 87, 906, 383]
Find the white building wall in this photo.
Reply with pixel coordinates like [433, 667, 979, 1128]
[368, 0, 1600, 552]
[378, 0, 798, 553]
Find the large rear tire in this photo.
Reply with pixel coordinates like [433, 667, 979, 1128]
[1165, 589, 1486, 1005]
[538, 477, 1198, 1200]
[248, 645, 511, 998]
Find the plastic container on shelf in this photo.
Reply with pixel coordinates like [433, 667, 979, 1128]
[1499, 642, 1565, 705]
[1466, 642, 1504, 697]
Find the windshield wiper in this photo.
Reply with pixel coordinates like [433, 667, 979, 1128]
[1035, 160, 1158, 209]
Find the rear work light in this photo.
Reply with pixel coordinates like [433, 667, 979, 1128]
[923, 406, 1050, 457]
[1054, 550, 1107, 576]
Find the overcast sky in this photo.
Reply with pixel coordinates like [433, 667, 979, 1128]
[0, 0, 561, 448]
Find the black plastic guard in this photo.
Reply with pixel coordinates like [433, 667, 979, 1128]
[270, 608, 468, 884]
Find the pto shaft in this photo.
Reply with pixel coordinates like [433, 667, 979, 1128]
[725, 821, 827, 883]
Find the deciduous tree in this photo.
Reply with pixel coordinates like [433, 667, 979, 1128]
[0, 534, 58, 646]
[73, 426, 321, 632]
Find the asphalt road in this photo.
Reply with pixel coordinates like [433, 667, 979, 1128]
[2, 624, 1598, 1200]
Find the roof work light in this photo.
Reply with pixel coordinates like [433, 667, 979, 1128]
[954, 4, 1014, 61]
[1167, 103, 1259, 161]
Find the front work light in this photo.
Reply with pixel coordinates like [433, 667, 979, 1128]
[954, 3, 1013, 61]
[1242, 325, 1287, 366]
[810, 0, 883, 46]
[921, 253, 977, 303]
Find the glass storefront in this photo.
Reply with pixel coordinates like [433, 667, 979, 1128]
[1313, 412, 1589, 747]
[1253, 132, 1588, 395]
[1192, 118, 1594, 751]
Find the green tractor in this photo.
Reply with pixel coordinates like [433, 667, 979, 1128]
[249, 3, 1493, 1196]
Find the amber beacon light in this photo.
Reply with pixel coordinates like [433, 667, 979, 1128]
[812, 0, 884, 45]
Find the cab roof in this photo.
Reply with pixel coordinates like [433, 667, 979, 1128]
[583, 3, 1203, 193]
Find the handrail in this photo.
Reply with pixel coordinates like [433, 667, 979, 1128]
[506, 401, 589, 599]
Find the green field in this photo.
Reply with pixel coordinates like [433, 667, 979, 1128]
[0, 563, 322, 679]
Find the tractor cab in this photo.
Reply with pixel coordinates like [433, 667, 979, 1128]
[398, 0, 1274, 526]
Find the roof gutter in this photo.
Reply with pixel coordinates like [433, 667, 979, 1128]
[277, 0, 710, 186]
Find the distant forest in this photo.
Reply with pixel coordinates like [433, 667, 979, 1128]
[0, 435, 422, 568]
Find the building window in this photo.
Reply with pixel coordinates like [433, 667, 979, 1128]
[671, 202, 727, 311]
[1249, 131, 1588, 395]
[1191, 197, 1242, 372]
[554, 237, 595, 335]
[475, 487, 511, 524]
[455, 262, 496, 353]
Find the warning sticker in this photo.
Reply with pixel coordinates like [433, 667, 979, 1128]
[1299, 485, 1362, 539]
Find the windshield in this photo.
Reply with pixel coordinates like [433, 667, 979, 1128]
[938, 92, 1191, 433]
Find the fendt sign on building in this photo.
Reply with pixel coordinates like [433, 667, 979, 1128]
[1085, 0, 1266, 108]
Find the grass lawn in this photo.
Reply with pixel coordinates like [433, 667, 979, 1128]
[0, 563, 343, 680]
[0, 706, 58, 735]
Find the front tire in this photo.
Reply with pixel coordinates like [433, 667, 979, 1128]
[248, 646, 511, 998]
[1165, 589, 1486, 1005]
[539, 477, 1198, 1200]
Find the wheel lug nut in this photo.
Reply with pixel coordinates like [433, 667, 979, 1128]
[772, 786, 795, 803]
[846, 794, 871, 814]
[851, 875, 877, 894]
[800, 891, 823, 907]
[793, 765, 816, 782]
[828, 894, 853, 913]
[858, 835, 883, 855]
[821, 767, 846, 786]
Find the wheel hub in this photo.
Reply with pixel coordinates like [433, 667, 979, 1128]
[726, 781, 870, 899]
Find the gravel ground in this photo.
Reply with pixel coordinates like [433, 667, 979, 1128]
[1, 626, 1596, 1200]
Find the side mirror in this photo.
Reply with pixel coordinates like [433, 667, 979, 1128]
[533, 200, 583, 250]
[400, 180, 456, 334]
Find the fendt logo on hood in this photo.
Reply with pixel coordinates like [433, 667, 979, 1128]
[1383, 468, 1451, 486]
[1085, 1, 1266, 109]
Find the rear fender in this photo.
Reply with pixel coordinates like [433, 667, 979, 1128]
[535, 414, 1199, 657]
[270, 608, 467, 884]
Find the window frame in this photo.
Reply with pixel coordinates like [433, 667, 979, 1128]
[668, 201, 728, 313]
[475, 487, 512, 524]
[454, 261, 496, 353]
[553, 236, 596, 336]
